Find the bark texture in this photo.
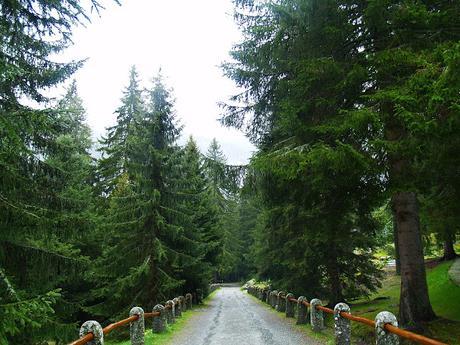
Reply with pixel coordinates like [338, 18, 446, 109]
[393, 192, 435, 326]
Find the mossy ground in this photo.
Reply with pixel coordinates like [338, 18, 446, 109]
[250, 260, 460, 345]
[105, 289, 219, 345]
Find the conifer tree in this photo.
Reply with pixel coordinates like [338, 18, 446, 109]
[0, 1, 104, 342]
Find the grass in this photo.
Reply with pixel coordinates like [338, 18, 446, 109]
[105, 288, 219, 345]
[249, 260, 460, 345]
[350, 260, 460, 344]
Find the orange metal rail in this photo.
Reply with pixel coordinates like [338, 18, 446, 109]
[284, 295, 447, 345]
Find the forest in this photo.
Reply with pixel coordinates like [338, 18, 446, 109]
[1, 0, 459, 344]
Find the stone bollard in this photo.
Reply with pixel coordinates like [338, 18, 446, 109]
[197, 289, 203, 304]
[285, 293, 295, 318]
[334, 303, 351, 345]
[129, 307, 145, 345]
[271, 290, 278, 308]
[173, 297, 181, 317]
[276, 291, 286, 312]
[266, 290, 271, 304]
[375, 311, 399, 345]
[79, 320, 104, 345]
[186, 293, 193, 310]
[165, 300, 175, 324]
[297, 296, 308, 324]
[152, 304, 166, 333]
[179, 295, 186, 312]
[310, 298, 324, 332]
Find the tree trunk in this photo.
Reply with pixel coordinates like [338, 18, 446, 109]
[327, 254, 343, 306]
[385, 103, 435, 327]
[392, 192, 436, 327]
[393, 213, 401, 275]
[442, 232, 457, 261]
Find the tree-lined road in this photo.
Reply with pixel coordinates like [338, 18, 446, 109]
[169, 287, 321, 345]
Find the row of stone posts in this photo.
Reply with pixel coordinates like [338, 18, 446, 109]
[246, 285, 400, 345]
[78, 293, 195, 345]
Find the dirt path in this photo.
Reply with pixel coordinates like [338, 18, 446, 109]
[167, 287, 322, 345]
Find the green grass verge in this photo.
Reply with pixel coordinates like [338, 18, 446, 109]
[248, 260, 460, 344]
[105, 288, 220, 345]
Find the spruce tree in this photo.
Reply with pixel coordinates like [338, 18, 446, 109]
[0, 1, 104, 342]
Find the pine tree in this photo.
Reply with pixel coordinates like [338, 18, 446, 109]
[223, 0, 383, 303]
[98, 66, 145, 192]
[91, 72, 187, 318]
[0, 1, 104, 342]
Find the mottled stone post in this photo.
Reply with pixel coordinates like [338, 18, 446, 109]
[334, 303, 351, 345]
[285, 293, 295, 318]
[276, 291, 286, 312]
[79, 320, 103, 345]
[173, 297, 181, 317]
[196, 289, 203, 304]
[129, 307, 144, 345]
[271, 290, 278, 308]
[310, 298, 324, 332]
[186, 293, 193, 310]
[179, 295, 186, 312]
[375, 311, 399, 345]
[165, 300, 175, 324]
[266, 290, 271, 304]
[152, 304, 166, 333]
[296, 296, 308, 325]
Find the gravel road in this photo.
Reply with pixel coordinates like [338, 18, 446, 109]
[168, 286, 323, 345]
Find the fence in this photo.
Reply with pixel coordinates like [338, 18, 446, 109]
[69, 291, 199, 345]
[246, 285, 448, 345]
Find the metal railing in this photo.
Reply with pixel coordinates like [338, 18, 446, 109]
[68, 292, 196, 345]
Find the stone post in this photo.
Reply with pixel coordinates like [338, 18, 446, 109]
[152, 304, 166, 333]
[334, 303, 351, 345]
[310, 298, 324, 332]
[276, 291, 286, 312]
[129, 307, 144, 345]
[79, 320, 103, 345]
[179, 295, 186, 312]
[296, 296, 308, 325]
[165, 300, 175, 324]
[271, 290, 278, 308]
[196, 289, 203, 304]
[173, 297, 181, 317]
[266, 290, 271, 304]
[375, 311, 399, 345]
[285, 293, 295, 318]
[186, 293, 193, 310]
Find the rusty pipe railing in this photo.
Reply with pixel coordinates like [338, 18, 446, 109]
[249, 287, 448, 345]
[68, 292, 196, 345]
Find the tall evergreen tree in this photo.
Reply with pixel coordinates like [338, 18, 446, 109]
[98, 66, 145, 192]
[223, 0, 383, 304]
[0, 1, 104, 342]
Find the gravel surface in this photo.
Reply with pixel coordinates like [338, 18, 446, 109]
[168, 287, 323, 345]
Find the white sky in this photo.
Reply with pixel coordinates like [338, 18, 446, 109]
[61, 0, 254, 165]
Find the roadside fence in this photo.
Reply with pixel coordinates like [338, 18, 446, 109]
[246, 285, 448, 345]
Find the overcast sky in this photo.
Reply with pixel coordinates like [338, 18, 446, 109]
[60, 0, 254, 164]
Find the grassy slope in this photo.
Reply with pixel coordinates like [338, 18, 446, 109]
[350, 260, 460, 344]
[105, 289, 219, 345]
